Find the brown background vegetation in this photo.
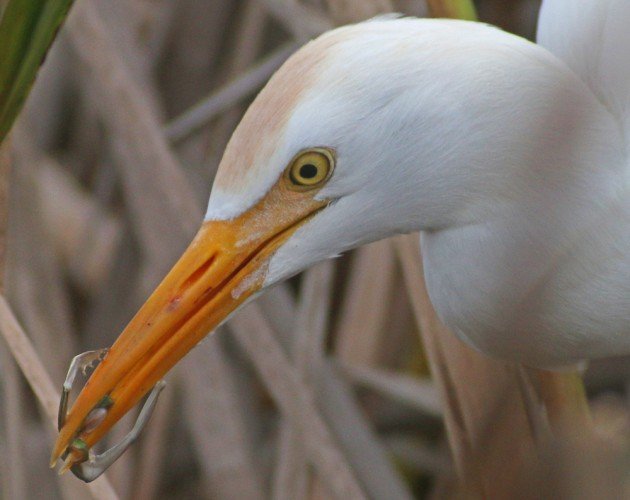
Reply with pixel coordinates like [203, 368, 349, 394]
[1, 0, 629, 498]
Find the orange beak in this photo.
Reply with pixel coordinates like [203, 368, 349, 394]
[51, 186, 327, 470]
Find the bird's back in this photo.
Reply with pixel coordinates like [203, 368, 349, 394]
[423, 3, 630, 368]
[535, 0, 630, 362]
[538, 0, 630, 147]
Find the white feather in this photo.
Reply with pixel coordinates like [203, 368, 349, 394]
[208, 15, 630, 367]
[538, 0, 630, 143]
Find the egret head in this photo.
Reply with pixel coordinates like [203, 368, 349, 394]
[53, 17, 593, 470]
[206, 17, 520, 285]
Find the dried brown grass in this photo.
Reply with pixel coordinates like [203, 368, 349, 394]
[0, 0, 628, 499]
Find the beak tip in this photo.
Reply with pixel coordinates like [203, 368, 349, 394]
[59, 456, 74, 475]
[50, 449, 60, 468]
[50, 441, 65, 467]
[49, 215, 283, 476]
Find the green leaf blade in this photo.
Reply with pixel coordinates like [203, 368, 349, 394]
[0, 0, 74, 144]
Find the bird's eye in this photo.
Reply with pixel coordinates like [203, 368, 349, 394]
[286, 148, 334, 190]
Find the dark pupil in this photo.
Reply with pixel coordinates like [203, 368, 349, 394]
[299, 163, 318, 180]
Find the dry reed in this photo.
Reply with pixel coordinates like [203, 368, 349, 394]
[0, 0, 628, 499]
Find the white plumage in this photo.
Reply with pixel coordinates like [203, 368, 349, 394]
[52, 0, 630, 472]
[538, 0, 630, 145]
[208, 1, 630, 367]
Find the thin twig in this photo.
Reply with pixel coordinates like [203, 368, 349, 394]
[324, 0, 394, 24]
[272, 262, 334, 499]
[385, 434, 452, 476]
[68, 4, 268, 498]
[200, 0, 269, 170]
[9, 128, 79, 381]
[314, 359, 415, 500]
[29, 152, 122, 294]
[1, 131, 118, 498]
[337, 362, 442, 417]
[0, 295, 119, 500]
[165, 42, 298, 143]
[68, 5, 373, 498]
[158, 0, 233, 116]
[67, 0, 202, 277]
[230, 303, 367, 500]
[131, 380, 173, 500]
[334, 240, 397, 366]
[182, 336, 264, 500]
[258, 0, 332, 39]
[0, 343, 26, 499]
[394, 234, 542, 495]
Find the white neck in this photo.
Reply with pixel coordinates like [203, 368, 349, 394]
[419, 53, 627, 366]
[388, 46, 625, 234]
[266, 20, 628, 366]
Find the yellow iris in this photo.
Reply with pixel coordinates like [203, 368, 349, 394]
[285, 148, 335, 190]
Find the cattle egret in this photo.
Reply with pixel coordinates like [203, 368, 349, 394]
[52, 0, 630, 479]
